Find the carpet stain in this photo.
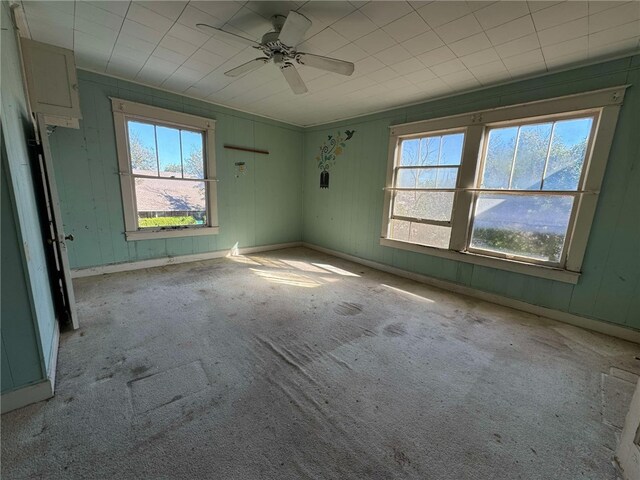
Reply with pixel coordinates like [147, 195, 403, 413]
[383, 322, 407, 337]
[334, 302, 363, 316]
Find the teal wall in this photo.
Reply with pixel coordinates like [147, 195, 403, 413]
[303, 55, 640, 331]
[1, 1, 56, 393]
[49, 70, 304, 269]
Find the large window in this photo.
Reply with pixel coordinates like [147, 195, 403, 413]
[381, 86, 626, 283]
[112, 99, 218, 241]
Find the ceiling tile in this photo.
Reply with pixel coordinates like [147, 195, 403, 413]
[460, 47, 501, 68]
[298, 1, 355, 28]
[74, 17, 120, 44]
[189, 1, 243, 23]
[495, 33, 541, 58]
[298, 27, 350, 56]
[589, 36, 640, 59]
[351, 56, 386, 76]
[84, 1, 131, 18]
[328, 43, 370, 62]
[416, 1, 471, 28]
[589, 20, 640, 48]
[226, 7, 272, 38]
[417, 45, 457, 67]
[111, 43, 153, 63]
[353, 29, 397, 55]
[107, 57, 143, 77]
[501, 48, 545, 69]
[374, 44, 413, 66]
[542, 37, 588, 60]
[390, 57, 427, 75]
[126, 3, 174, 32]
[189, 48, 227, 68]
[401, 30, 444, 56]
[75, 2, 125, 31]
[404, 66, 437, 84]
[179, 5, 224, 30]
[430, 58, 466, 76]
[449, 32, 492, 57]
[531, 1, 588, 31]
[439, 69, 480, 89]
[201, 37, 245, 58]
[382, 12, 431, 43]
[168, 23, 209, 47]
[332, 10, 378, 41]
[526, 1, 562, 14]
[486, 15, 536, 45]
[539, 17, 588, 47]
[116, 32, 157, 54]
[152, 46, 189, 65]
[360, 1, 413, 27]
[467, 59, 509, 79]
[159, 35, 200, 56]
[136, 1, 188, 21]
[434, 14, 483, 44]
[473, 1, 530, 30]
[589, 2, 640, 33]
[121, 19, 166, 44]
[587, 1, 630, 15]
[367, 66, 400, 82]
[244, 1, 300, 19]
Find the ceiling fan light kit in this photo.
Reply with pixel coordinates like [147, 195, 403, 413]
[196, 11, 355, 95]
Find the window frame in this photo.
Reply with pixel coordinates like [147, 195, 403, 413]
[111, 98, 218, 241]
[381, 86, 628, 284]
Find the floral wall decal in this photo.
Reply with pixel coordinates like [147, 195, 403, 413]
[315, 130, 355, 188]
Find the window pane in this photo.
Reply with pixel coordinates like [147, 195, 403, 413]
[396, 167, 458, 189]
[393, 191, 454, 221]
[135, 178, 206, 228]
[127, 121, 157, 175]
[389, 220, 451, 249]
[543, 117, 592, 191]
[181, 130, 205, 179]
[157, 126, 182, 178]
[482, 126, 518, 189]
[439, 133, 464, 165]
[410, 223, 451, 248]
[470, 194, 574, 263]
[511, 123, 552, 190]
[420, 137, 440, 165]
[400, 139, 420, 166]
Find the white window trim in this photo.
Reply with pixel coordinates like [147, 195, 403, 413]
[381, 85, 628, 284]
[111, 98, 218, 241]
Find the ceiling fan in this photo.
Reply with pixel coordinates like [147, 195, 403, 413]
[196, 11, 355, 94]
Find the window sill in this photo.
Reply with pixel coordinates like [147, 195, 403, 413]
[126, 226, 219, 241]
[379, 238, 580, 284]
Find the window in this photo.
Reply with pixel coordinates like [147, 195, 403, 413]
[112, 99, 218, 241]
[390, 131, 464, 249]
[381, 86, 627, 283]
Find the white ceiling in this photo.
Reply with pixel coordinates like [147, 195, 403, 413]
[19, 1, 640, 126]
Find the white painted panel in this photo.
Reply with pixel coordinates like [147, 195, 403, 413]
[20, 38, 81, 119]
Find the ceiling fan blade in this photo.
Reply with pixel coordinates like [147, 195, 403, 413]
[225, 58, 270, 77]
[280, 64, 308, 94]
[278, 11, 312, 47]
[295, 53, 354, 76]
[196, 23, 260, 47]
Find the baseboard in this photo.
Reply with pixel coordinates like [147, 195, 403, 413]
[71, 242, 303, 278]
[303, 242, 640, 344]
[1, 322, 59, 414]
